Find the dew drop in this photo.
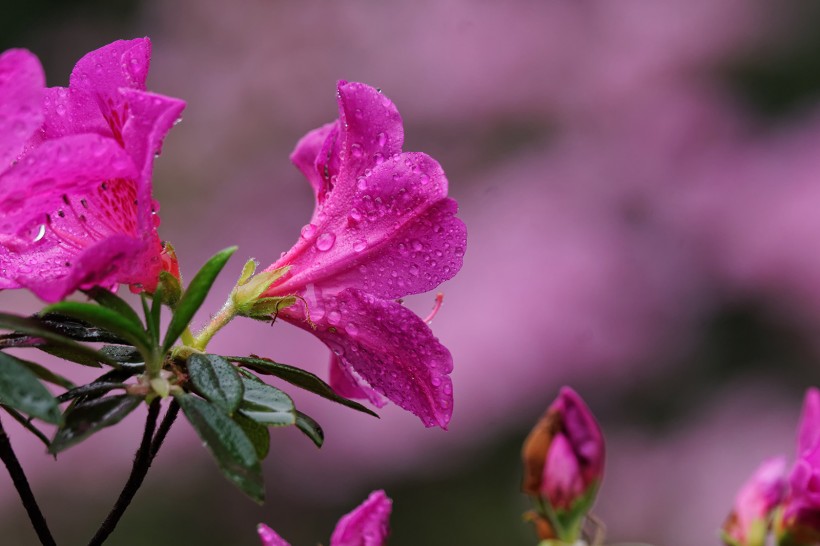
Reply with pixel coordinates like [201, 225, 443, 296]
[351, 143, 363, 158]
[353, 240, 367, 252]
[300, 223, 317, 239]
[315, 232, 336, 251]
[411, 240, 423, 251]
[409, 265, 419, 276]
[377, 132, 387, 147]
[431, 377, 441, 387]
[374, 152, 384, 165]
[327, 310, 341, 325]
[420, 173, 431, 185]
[357, 177, 367, 190]
[346, 323, 359, 336]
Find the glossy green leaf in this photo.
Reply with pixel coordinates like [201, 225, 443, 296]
[238, 376, 295, 427]
[176, 393, 263, 502]
[100, 346, 144, 364]
[41, 302, 152, 358]
[83, 287, 144, 330]
[50, 395, 142, 453]
[0, 312, 118, 366]
[228, 356, 378, 417]
[163, 246, 237, 353]
[233, 412, 270, 460]
[38, 313, 128, 343]
[295, 410, 324, 448]
[56, 382, 126, 403]
[38, 344, 104, 368]
[0, 352, 60, 424]
[188, 354, 243, 415]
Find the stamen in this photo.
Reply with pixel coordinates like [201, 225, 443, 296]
[423, 293, 444, 324]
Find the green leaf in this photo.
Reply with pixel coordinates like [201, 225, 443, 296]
[228, 356, 378, 417]
[38, 344, 104, 368]
[233, 412, 270, 460]
[41, 302, 152, 358]
[175, 393, 263, 502]
[15, 359, 76, 389]
[1, 405, 51, 449]
[187, 354, 243, 415]
[83, 287, 144, 331]
[0, 312, 118, 366]
[56, 382, 126, 403]
[50, 395, 142, 454]
[0, 352, 61, 424]
[100, 346, 144, 364]
[38, 313, 129, 344]
[163, 246, 237, 353]
[238, 376, 295, 426]
[150, 287, 163, 343]
[295, 410, 324, 448]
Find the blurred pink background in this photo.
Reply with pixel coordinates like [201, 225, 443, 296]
[4, 0, 820, 544]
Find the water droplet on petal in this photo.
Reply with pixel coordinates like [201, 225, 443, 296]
[374, 152, 384, 165]
[357, 177, 367, 190]
[409, 265, 419, 276]
[420, 173, 431, 185]
[346, 323, 359, 336]
[315, 232, 336, 251]
[377, 132, 387, 147]
[353, 240, 367, 252]
[411, 240, 423, 251]
[328, 310, 341, 325]
[351, 143, 363, 158]
[300, 223, 317, 239]
[32, 224, 46, 243]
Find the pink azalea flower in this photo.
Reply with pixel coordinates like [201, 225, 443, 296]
[722, 457, 787, 546]
[779, 388, 820, 543]
[260, 81, 466, 428]
[258, 490, 392, 546]
[0, 38, 185, 301]
[522, 386, 605, 511]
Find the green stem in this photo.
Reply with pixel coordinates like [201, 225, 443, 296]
[191, 297, 236, 351]
[180, 326, 195, 347]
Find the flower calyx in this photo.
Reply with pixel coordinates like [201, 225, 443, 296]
[231, 260, 294, 320]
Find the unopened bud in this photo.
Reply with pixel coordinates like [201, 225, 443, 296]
[722, 457, 787, 546]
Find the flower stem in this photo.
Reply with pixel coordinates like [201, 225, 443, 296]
[0, 415, 56, 546]
[191, 297, 236, 351]
[87, 399, 163, 546]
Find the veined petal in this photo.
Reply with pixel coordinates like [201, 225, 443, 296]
[269, 153, 466, 300]
[70, 38, 151, 93]
[328, 354, 387, 408]
[282, 288, 453, 429]
[335, 80, 404, 184]
[0, 134, 153, 301]
[0, 49, 44, 168]
[257, 524, 290, 546]
[329, 490, 392, 546]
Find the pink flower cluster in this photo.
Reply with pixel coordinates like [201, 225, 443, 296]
[724, 388, 820, 546]
[0, 38, 184, 301]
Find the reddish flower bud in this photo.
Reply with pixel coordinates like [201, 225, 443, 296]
[522, 386, 605, 511]
[160, 242, 180, 282]
[722, 457, 787, 546]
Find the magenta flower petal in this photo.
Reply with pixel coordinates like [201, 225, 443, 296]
[281, 288, 453, 428]
[724, 457, 787, 545]
[328, 354, 386, 408]
[290, 121, 338, 204]
[329, 490, 393, 546]
[0, 49, 43, 168]
[260, 82, 465, 427]
[257, 524, 290, 546]
[798, 387, 820, 456]
[0, 39, 184, 301]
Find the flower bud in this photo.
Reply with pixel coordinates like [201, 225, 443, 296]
[522, 386, 605, 513]
[722, 457, 787, 546]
